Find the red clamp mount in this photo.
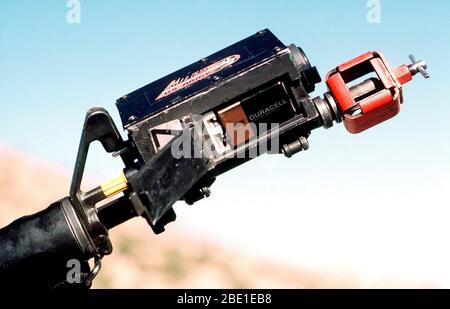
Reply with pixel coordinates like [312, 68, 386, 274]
[325, 51, 428, 133]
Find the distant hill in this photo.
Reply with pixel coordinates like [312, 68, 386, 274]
[0, 144, 400, 288]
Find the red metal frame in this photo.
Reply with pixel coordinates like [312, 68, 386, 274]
[326, 51, 411, 134]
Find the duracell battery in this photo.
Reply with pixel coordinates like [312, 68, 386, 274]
[217, 81, 297, 146]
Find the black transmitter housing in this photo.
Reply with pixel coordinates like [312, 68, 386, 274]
[116, 29, 340, 212]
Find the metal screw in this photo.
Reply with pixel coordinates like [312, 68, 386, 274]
[281, 136, 309, 158]
[299, 136, 309, 150]
[408, 54, 429, 79]
[200, 187, 211, 197]
[128, 115, 137, 122]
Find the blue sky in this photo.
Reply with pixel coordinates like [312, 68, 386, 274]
[1, 1, 450, 285]
[0, 1, 448, 168]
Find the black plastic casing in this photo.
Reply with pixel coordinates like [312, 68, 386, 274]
[116, 29, 323, 205]
[116, 29, 320, 162]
